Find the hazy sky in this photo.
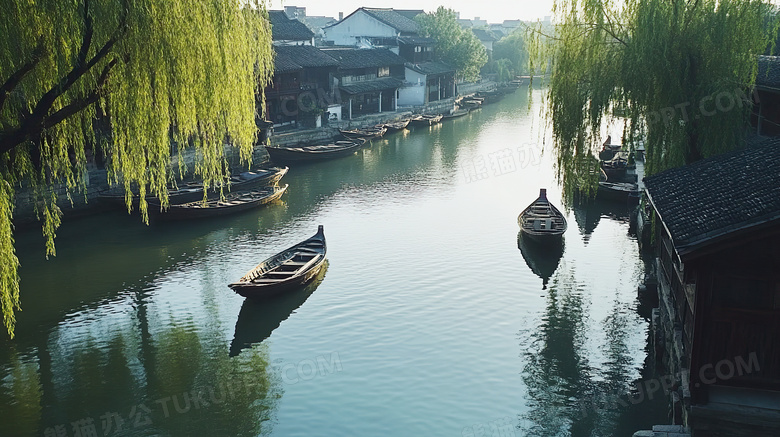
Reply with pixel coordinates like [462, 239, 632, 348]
[268, 0, 556, 23]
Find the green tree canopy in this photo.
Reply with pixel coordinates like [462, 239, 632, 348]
[415, 7, 488, 81]
[493, 29, 529, 78]
[528, 0, 777, 201]
[0, 0, 274, 337]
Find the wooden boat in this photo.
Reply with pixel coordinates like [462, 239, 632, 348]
[517, 188, 568, 243]
[409, 114, 443, 126]
[228, 225, 327, 299]
[98, 166, 288, 206]
[339, 126, 386, 140]
[229, 261, 327, 356]
[382, 119, 410, 133]
[441, 108, 470, 120]
[476, 90, 506, 104]
[153, 185, 288, 220]
[599, 136, 622, 161]
[601, 154, 629, 181]
[457, 97, 482, 111]
[597, 181, 640, 202]
[265, 139, 364, 163]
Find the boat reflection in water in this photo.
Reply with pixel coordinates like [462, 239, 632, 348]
[517, 231, 565, 289]
[229, 261, 329, 356]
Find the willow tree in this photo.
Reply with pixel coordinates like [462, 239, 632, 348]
[528, 0, 776, 201]
[0, 0, 274, 337]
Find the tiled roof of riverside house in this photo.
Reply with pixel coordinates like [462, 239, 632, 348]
[323, 48, 405, 69]
[272, 51, 303, 73]
[756, 55, 780, 90]
[360, 8, 420, 34]
[340, 77, 404, 94]
[405, 61, 455, 75]
[274, 45, 339, 69]
[269, 10, 314, 42]
[644, 137, 780, 258]
[472, 29, 497, 42]
[393, 9, 425, 20]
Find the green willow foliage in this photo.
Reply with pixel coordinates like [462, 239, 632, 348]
[527, 0, 777, 203]
[0, 0, 274, 337]
[415, 7, 488, 81]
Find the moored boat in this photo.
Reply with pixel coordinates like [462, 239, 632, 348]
[441, 108, 470, 120]
[518, 188, 568, 243]
[228, 225, 327, 299]
[599, 136, 622, 161]
[476, 89, 506, 104]
[98, 166, 288, 206]
[597, 181, 640, 202]
[409, 114, 443, 126]
[339, 126, 386, 140]
[457, 96, 483, 111]
[382, 119, 410, 133]
[601, 154, 629, 181]
[153, 185, 288, 220]
[265, 139, 364, 164]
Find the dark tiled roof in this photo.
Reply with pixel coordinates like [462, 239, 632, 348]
[361, 8, 420, 34]
[273, 51, 303, 73]
[304, 16, 338, 31]
[394, 10, 425, 20]
[269, 10, 314, 41]
[405, 61, 455, 75]
[274, 45, 339, 69]
[644, 137, 780, 257]
[323, 48, 405, 69]
[340, 77, 404, 94]
[472, 29, 497, 42]
[757, 56, 780, 90]
[397, 36, 435, 46]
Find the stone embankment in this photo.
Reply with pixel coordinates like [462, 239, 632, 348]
[13, 80, 498, 225]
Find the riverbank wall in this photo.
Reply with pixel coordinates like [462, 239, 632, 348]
[13, 80, 498, 225]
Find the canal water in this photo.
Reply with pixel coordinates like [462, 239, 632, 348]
[1, 88, 667, 437]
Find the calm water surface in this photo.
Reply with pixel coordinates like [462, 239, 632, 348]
[1, 89, 667, 437]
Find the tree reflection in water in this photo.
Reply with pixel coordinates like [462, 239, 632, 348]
[0, 310, 280, 436]
[519, 269, 597, 436]
[519, 265, 666, 436]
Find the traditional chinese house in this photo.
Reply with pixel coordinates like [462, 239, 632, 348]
[321, 48, 405, 119]
[643, 137, 780, 435]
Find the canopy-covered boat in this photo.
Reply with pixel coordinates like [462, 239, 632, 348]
[517, 188, 568, 243]
[265, 140, 364, 163]
[228, 225, 327, 299]
[153, 185, 288, 220]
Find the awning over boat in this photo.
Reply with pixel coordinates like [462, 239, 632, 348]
[339, 77, 404, 95]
